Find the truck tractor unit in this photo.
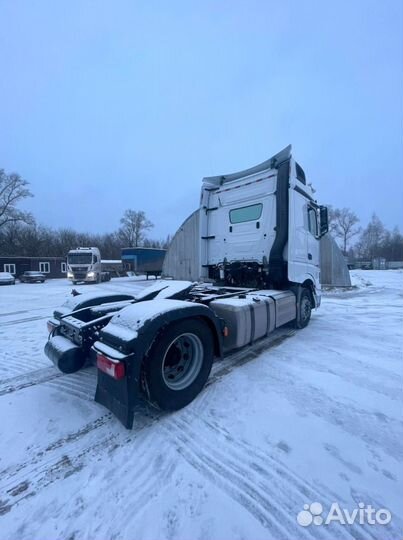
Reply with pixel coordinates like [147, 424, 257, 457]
[67, 247, 111, 284]
[45, 146, 328, 428]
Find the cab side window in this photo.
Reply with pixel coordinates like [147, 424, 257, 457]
[93, 255, 98, 263]
[308, 207, 318, 237]
[229, 203, 263, 224]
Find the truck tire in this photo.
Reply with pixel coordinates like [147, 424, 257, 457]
[295, 288, 312, 329]
[143, 318, 214, 411]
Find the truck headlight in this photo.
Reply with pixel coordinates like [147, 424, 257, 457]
[87, 271, 95, 278]
[67, 272, 73, 278]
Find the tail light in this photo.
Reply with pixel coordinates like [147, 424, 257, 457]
[47, 319, 59, 334]
[97, 354, 126, 380]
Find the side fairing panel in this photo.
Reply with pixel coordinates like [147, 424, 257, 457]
[162, 210, 202, 281]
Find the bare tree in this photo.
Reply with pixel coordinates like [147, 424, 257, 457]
[387, 226, 403, 261]
[0, 169, 33, 229]
[328, 206, 361, 255]
[118, 209, 154, 247]
[143, 235, 171, 249]
[356, 213, 386, 260]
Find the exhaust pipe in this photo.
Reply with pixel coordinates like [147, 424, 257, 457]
[45, 336, 86, 374]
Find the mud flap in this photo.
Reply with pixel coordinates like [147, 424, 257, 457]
[94, 353, 143, 429]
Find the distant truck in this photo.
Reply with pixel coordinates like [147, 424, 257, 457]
[67, 247, 112, 284]
[46, 146, 328, 428]
[121, 247, 166, 279]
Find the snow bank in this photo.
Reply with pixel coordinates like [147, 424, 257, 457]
[350, 271, 373, 288]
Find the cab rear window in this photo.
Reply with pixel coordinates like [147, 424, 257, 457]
[229, 203, 263, 224]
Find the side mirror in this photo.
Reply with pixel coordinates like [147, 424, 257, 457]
[319, 206, 328, 237]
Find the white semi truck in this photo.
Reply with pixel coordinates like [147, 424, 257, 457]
[45, 146, 328, 428]
[67, 247, 111, 284]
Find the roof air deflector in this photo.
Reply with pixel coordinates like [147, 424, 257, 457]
[202, 145, 292, 187]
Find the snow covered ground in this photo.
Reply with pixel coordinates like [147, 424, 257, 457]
[0, 271, 402, 540]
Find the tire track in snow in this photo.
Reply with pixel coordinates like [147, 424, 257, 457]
[207, 327, 297, 387]
[169, 417, 379, 540]
[179, 414, 380, 540]
[0, 415, 112, 486]
[0, 356, 51, 381]
[0, 408, 163, 515]
[168, 416, 352, 540]
[0, 305, 55, 318]
[0, 366, 96, 397]
[0, 315, 49, 327]
[196, 415, 330, 503]
[164, 418, 308, 540]
[91, 446, 177, 525]
[0, 367, 63, 397]
[0, 327, 301, 516]
[42, 369, 98, 401]
[266, 367, 403, 462]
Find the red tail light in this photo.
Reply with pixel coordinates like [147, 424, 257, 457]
[97, 354, 126, 380]
[47, 319, 59, 334]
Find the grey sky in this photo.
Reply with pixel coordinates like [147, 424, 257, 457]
[1, 0, 402, 240]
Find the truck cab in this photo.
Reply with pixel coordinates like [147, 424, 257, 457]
[200, 145, 328, 305]
[67, 247, 103, 284]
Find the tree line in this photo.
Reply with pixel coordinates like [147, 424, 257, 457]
[0, 169, 169, 258]
[328, 207, 403, 261]
[1, 167, 402, 261]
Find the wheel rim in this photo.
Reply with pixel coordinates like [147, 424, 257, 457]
[301, 296, 311, 322]
[162, 333, 203, 391]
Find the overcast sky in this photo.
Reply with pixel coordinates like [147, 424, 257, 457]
[0, 0, 402, 240]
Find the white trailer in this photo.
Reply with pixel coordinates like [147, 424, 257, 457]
[46, 146, 328, 427]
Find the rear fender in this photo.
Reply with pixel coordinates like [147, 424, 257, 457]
[54, 293, 136, 319]
[94, 301, 223, 428]
[138, 306, 224, 362]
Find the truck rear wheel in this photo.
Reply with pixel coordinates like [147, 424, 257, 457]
[143, 319, 214, 410]
[295, 288, 312, 329]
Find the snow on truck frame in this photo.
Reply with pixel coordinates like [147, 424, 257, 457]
[45, 146, 329, 428]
